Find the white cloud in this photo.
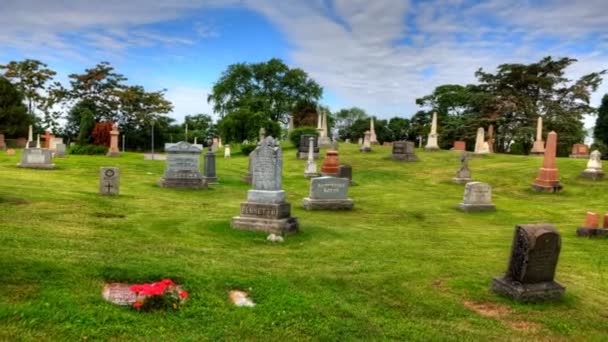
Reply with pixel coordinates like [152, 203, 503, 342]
[164, 86, 215, 124]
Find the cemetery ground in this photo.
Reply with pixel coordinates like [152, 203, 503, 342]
[1, 145, 608, 340]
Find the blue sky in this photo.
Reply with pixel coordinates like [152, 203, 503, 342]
[1, 0, 607, 127]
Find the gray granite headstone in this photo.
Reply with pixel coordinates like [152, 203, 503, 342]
[55, 143, 66, 157]
[390, 141, 418, 161]
[159, 141, 206, 189]
[17, 148, 55, 169]
[251, 137, 282, 191]
[203, 149, 218, 183]
[302, 176, 354, 210]
[99, 167, 120, 195]
[491, 224, 565, 302]
[458, 182, 495, 211]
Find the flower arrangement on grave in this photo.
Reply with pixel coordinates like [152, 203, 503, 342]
[129, 279, 188, 311]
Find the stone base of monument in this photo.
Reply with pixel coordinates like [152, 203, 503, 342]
[17, 162, 55, 169]
[569, 154, 589, 159]
[231, 201, 298, 235]
[203, 176, 218, 184]
[106, 151, 121, 157]
[576, 227, 608, 237]
[458, 203, 495, 212]
[390, 154, 418, 162]
[359, 147, 372, 153]
[159, 177, 207, 189]
[305, 172, 320, 179]
[452, 177, 473, 184]
[531, 183, 562, 193]
[424, 146, 440, 151]
[297, 152, 319, 160]
[581, 170, 604, 180]
[491, 276, 565, 302]
[529, 151, 544, 156]
[302, 198, 354, 210]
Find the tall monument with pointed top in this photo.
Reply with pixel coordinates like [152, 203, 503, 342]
[424, 112, 440, 151]
[318, 108, 332, 147]
[369, 118, 378, 145]
[530, 117, 545, 155]
[531, 131, 562, 192]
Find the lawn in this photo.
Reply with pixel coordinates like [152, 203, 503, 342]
[1, 144, 607, 340]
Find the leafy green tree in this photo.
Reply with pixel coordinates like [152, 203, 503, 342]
[335, 107, 368, 139]
[593, 94, 608, 146]
[346, 117, 393, 144]
[78, 108, 95, 144]
[208, 58, 322, 125]
[387, 117, 410, 141]
[0, 76, 31, 136]
[65, 99, 97, 140]
[217, 107, 280, 143]
[183, 114, 214, 143]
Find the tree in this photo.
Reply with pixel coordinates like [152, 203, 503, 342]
[208, 58, 323, 126]
[78, 109, 95, 144]
[0, 76, 31, 136]
[387, 117, 410, 141]
[119, 85, 173, 127]
[335, 107, 368, 139]
[0, 59, 65, 130]
[183, 114, 214, 143]
[593, 94, 608, 146]
[65, 99, 98, 140]
[91, 122, 113, 146]
[217, 107, 280, 143]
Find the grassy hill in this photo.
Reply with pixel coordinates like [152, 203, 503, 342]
[1, 144, 607, 340]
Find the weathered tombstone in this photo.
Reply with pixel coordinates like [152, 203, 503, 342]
[17, 148, 55, 169]
[303, 176, 354, 210]
[458, 182, 495, 211]
[474, 127, 489, 155]
[99, 167, 120, 195]
[357, 137, 363, 145]
[424, 112, 440, 151]
[453, 152, 473, 184]
[203, 147, 218, 184]
[304, 137, 319, 178]
[107, 123, 121, 157]
[569, 143, 589, 158]
[318, 110, 332, 147]
[224, 145, 231, 158]
[369, 118, 378, 145]
[532, 131, 562, 192]
[491, 224, 565, 302]
[297, 134, 319, 160]
[232, 136, 298, 234]
[55, 143, 67, 157]
[338, 164, 353, 185]
[581, 150, 603, 180]
[390, 141, 418, 161]
[359, 131, 372, 152]
[0, 134, 6, 150]
[159, 141, 207, 189]
[50, 137, 63, 151]
[530, 117, 545, 155]
[452, 141, 466, 151]
[321, 150, 340, 176]
[576, 211, 608, 237]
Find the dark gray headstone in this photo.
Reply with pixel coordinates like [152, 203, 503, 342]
[390, 141, 418, 161]
[297, 134, 319, 159]
[99, 167, 120, 195]
[203, 150, 217, 183]
[338, 164, 352, 184]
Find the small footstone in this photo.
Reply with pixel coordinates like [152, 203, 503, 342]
[229, 290, 255, 307]
[266, 233, 284, 243]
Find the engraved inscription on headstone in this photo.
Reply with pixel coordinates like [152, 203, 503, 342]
[302, 176, 354, 210]
[458, 182, 495, 211]
[99, 167, 120, 195]
[159, 141, 206, 189]
[251, 137, 282, 191]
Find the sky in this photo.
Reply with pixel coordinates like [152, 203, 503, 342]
[1, 0, 607, 127]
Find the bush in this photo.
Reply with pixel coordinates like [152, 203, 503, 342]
[288, 126, 318, 148]
[69, 144, 108, 155]
[240, 143, 257, 156]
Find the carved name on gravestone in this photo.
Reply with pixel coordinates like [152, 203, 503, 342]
[491, 224, 565, 302]
[458, 182, 495, 211]
[297, 134, 319, 159]
[302, 176, 354, 210]
[251, 138, 282, 191]
[17, 148, 55, 169]
[159, 141, 206, 189]
[99, 167, 120, 195]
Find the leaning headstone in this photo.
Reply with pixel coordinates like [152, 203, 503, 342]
[302, 176, 354, 210]
[581, 150, 604, 180]
[359, 131, 372, 152]
[304, 137, 319, 178]
[424, 112, 440, 151]
[338, 164, 353, 185]
[532, 131, 562, 192]
[569, 143, 589, 158]
[17, 148, 55, 169]
[107, 123, 121, 157]
[576, 211, 608, 237]
[297, 134, 319, 160]
[203, 147, 218, 184]
[159, 141, 206, 189]
[458, 182, 495, 211]
[231, 136, 298, 234]
[99, 167, 120, 195]
[491, 224, 565, 302]
[453, 152, 473, 184]
[390, 141, 418, 161]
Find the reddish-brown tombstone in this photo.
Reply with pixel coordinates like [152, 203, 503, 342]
[569, 144, 589, 158]
[321, 150, 340, 176]
[531, 131, 562, 193]
[487, 125, 494, 153]
[604, 214, 608, 229]
[42, 130, 52, 149]
[577, 211, 608, 237]
[585, 212, 599, 228]
[453, 141, 466, 151]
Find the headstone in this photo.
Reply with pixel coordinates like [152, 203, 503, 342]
[569, 143, 589, 158]
[288, 116, 294, 133]
[338, 164, 353, 185]
[390, 141, 418, 161]
[17, 148, 55, 169]
[576, 211, 608, 237]
[55, 143, 67, 157]
[345, 139, 351, 144]
[231, 136, 298, 235]
[318, 110, 332, 147]
[224, 145, 231, 158]
[15, 137, 27, 148]
[297, 134, 319, 159]
[532, 131, 562, 192]
[453, 141, 466, 151]
[359, 131, 372, 152]
[491, 224, 565, 302]
[107, 123, 121, 157]
[159, 141, 207, 189]
[211, 138, 219, 153]
[99, 167, 120, 195]
[203, 147, 218, 184]
[302, 176, 354, 210]
[581, 150, 603, 180]
[0, 134, 6, 150]
[458, 182, 495, 211]
[6, 149, 16, 156]
[424, 112, 440, 151]
[304, 137, 319, 178]
[530, 117, 545, 155]
[358, 137, 363, 145]
[321, 150, 340, 176]
[474, 127, 488, 155]
[453, 152, 473, 184]
[369, 118, 378, 145]
[487, 124, 494, 153]
[50, 137, 63, 151]
[26, 125, 34, 148]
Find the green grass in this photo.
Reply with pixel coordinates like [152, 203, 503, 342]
[1, 144, 608, 340]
